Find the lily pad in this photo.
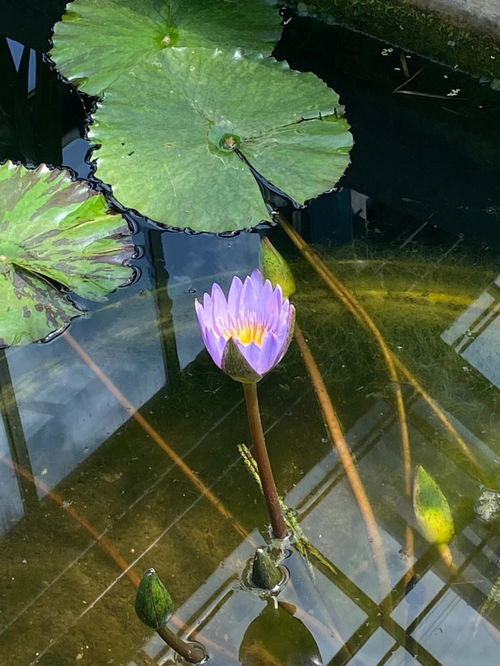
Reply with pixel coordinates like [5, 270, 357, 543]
[0, 161, 134, 346]
[239, 601, 322, 665]
[50, 0, 281, 97]
[89, 48, 352, 232]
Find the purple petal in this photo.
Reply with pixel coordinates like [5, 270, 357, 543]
[194, 297, 204, 322]
[228, 275, 243, 315]
[240, 269, 272, 323]
[274, 302, 289, 336]
[199, 292, 215, 329]
[240, 273, 260, 316]
[236, 332, 282, 375]
[259, 278, 274, 310]
[275, 303, 295, 363]
[262, 285, 282, 331]
[236, 339, 265, 375]
[211, 283, 230, 333]
[250, 268, 264, 286]
[203, 327, 227, 367]
[203, 292, 213, 309]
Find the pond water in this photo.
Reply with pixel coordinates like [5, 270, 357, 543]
[0, 11, 499, 666]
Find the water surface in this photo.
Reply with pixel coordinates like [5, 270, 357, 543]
[0, 15, 499, 666]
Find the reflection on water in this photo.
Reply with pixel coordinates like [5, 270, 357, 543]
[441, 275, 500, 389]
[0, 207, 497, 664]
[0, 18, 499, 666]
[162, 231, 260, 370]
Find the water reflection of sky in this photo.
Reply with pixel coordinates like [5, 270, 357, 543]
[0, 230, 259, 519]
[2, 279, 166, 502]
[441, 274, 500, 389]
[163, 231, 260, 370]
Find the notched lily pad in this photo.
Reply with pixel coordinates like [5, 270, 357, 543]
[239, 601, 322, 665]
[0, 161, 135, 346]
[89, 48, 352, 233]
[50, 0, 281, 96]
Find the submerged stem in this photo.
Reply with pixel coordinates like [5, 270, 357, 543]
[294, 324, 391, 601]
[277, 215, 416, 571]
[276, 213, 486, 482]
[395, 358, 487, 481]
[242, 382, 288, 539]
[157, 626, 207, 663]
[63, 331, 250, 541]
[1, 455, 236, 661]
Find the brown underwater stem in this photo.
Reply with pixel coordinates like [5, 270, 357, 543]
[63, 331, 249, 542]
[0, 455, 236, 662]
[277, 215, 486, 482]
[242, 382, 288, 539]
[294, 324, 390, 600]
[1, 454, 140, 585]
[157, 626, 207, 663]
[395, 358, 487, 480]
[278, 215, 414, 573]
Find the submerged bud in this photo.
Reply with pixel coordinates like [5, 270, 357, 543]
[413, 466, 454, 545]
[135, 568, 174, 630]
[251, 547, 283, 590]
[261, 236, 296, 299]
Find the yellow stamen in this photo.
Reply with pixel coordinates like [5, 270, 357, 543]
[225, 317, 266, 346]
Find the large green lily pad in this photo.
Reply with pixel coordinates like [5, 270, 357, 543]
[0, 161, 134, 346]
[50, 0, 281, 97]
[89, 48, 352, 232]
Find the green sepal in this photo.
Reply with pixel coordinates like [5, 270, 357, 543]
[261, 237, 296, 299]
[221, 338, 261, 383]
[135, 568, 174, 630]
[413, 465, 454, 545]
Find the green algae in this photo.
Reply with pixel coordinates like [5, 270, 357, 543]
[287, 0, 500, 78]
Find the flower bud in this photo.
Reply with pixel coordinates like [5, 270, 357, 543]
[261, 237, 296, 299]
[251, 547, 283, 591]
[135, 568, 174, 630]
[413, 466, 454, 545]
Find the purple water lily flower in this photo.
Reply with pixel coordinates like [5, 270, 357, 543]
[195, 269, 295, 382]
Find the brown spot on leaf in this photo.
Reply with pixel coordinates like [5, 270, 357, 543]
[45, 168, 64, 183]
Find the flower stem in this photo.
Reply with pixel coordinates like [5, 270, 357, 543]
[242, 382, 288, 539]
[157, 626, 207, 663]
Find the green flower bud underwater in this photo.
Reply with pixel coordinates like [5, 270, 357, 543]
[413, 465, 454, 546]
[261, 236, 296, 299]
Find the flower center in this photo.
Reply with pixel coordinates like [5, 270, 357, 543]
[225, 316, 266, 346]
